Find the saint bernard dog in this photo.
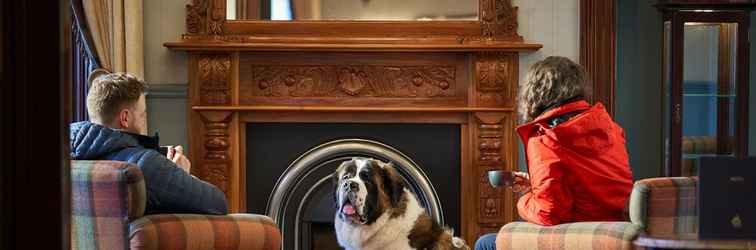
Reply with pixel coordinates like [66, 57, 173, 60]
[333, 157, 469, 250]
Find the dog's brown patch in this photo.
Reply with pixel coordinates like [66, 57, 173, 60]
[408, 213, 444, 249]
[408, 214, 470, 250]
[389, 195, 408, 218]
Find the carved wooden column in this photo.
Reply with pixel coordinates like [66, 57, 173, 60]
[473, 112, 517, 236]
[193, 54, 234, 200]
[472, 52, 519, 237]
[198, 111, 233, 193]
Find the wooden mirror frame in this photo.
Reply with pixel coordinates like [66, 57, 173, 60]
[167, 0, 544, 51]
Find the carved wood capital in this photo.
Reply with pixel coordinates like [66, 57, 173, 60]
[186, 0, 225, 36]
[480, 0, 523, 41]
[475, 52, 517, 107]
[198, 54, 231, 105]
[198, 111, 233, 193]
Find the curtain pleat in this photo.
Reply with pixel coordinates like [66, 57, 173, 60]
[82, 0, 143, 79]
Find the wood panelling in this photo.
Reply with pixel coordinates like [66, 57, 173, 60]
[170, 0, 540, 244]
[580, 0, 616, 115]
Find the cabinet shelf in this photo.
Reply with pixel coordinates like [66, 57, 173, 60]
[682, 94, 736, 97]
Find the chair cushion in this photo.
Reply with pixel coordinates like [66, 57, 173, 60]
[495, 222, 640, 250]
[129, 214, 281, 250]
[71, 160, 147, 250]
[629, 177, 698, 238]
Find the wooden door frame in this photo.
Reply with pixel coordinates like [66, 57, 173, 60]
[580, 0, 617, 116]
[0, 0, 70, 249]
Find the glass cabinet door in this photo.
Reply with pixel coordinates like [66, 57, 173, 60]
[680, 22, 738, 176]
[662, 9, 749, 177]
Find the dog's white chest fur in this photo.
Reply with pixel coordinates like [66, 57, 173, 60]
[335, 189, 425, 250]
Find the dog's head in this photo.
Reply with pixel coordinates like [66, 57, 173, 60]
[333, 157, 405, 225]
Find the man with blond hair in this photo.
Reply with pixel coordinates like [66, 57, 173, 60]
[70, 72, 227, 214]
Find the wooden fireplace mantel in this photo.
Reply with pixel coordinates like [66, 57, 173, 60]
[166, 0, 541, 244]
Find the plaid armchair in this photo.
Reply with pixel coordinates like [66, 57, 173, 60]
[71, 160, 282, 250]
[494, 176, 698, 250]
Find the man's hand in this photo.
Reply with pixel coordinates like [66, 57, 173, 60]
[166, 145, 191, 173]
[510, 171, 531, 194]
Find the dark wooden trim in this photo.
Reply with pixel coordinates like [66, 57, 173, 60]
[735, 12, 750, 157]
[717, 23, 733, 154]
[165, 40, 542, 52]
[1, 0, 70, 249]
[668, 12, 684, 177]
[580, 0, 617, 116]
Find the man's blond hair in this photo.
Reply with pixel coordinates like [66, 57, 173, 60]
[87, 72, 146, 124]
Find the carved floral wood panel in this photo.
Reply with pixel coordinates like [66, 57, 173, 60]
[476, 52, 517, 108]
[480, 0, 523, 41]
[239, 65, 456, 100]
[186, 0, 225, 36]
[198, 54, 231, 105]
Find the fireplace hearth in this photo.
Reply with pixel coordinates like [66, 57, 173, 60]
[245, 123, 460, 250]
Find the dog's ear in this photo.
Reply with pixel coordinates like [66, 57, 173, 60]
[333, 161, 348, 208]
[380, 161, 405, 206]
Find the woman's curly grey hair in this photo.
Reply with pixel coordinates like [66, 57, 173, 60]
[517, 56, 590, 123]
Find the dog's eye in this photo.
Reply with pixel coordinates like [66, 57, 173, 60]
[359, 171, 369, 179]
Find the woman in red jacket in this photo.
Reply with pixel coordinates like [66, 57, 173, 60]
[475, 56, 633, 250]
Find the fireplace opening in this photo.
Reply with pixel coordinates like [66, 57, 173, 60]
[246, 123, 460, 249]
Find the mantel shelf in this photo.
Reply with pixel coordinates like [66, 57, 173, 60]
[192, 106, 515, 113]
[164, 40, 542, 52]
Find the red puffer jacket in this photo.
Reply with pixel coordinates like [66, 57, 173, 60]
[515, 100, 633, 226]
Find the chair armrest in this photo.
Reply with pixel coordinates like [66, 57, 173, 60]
[629, 177, 698, 238]
[129, 214, 281, 250]
[495, 222, 640, 250]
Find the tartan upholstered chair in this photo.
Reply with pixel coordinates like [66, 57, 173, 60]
[71, 160, 282, 250]
[494, 176, 698, 250]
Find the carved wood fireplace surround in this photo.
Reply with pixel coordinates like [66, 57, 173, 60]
[165, 0, 541, 244]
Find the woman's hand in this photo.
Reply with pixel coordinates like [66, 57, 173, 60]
[510, 171, 531, 194]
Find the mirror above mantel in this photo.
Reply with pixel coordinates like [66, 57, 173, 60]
[168, 0, 540, 51]
[226, 0, 479, 21]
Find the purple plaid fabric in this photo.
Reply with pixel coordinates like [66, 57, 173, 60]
[71, 160, 282, 250]
[71, 160, 146, 250]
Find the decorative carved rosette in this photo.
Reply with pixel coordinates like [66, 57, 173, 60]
[480, 0, 523, 41]
[198, 54, 231, 105]
[476, 52, 517, 107]
[240, 65, 456, 100]
[198, 111, 233, 193]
